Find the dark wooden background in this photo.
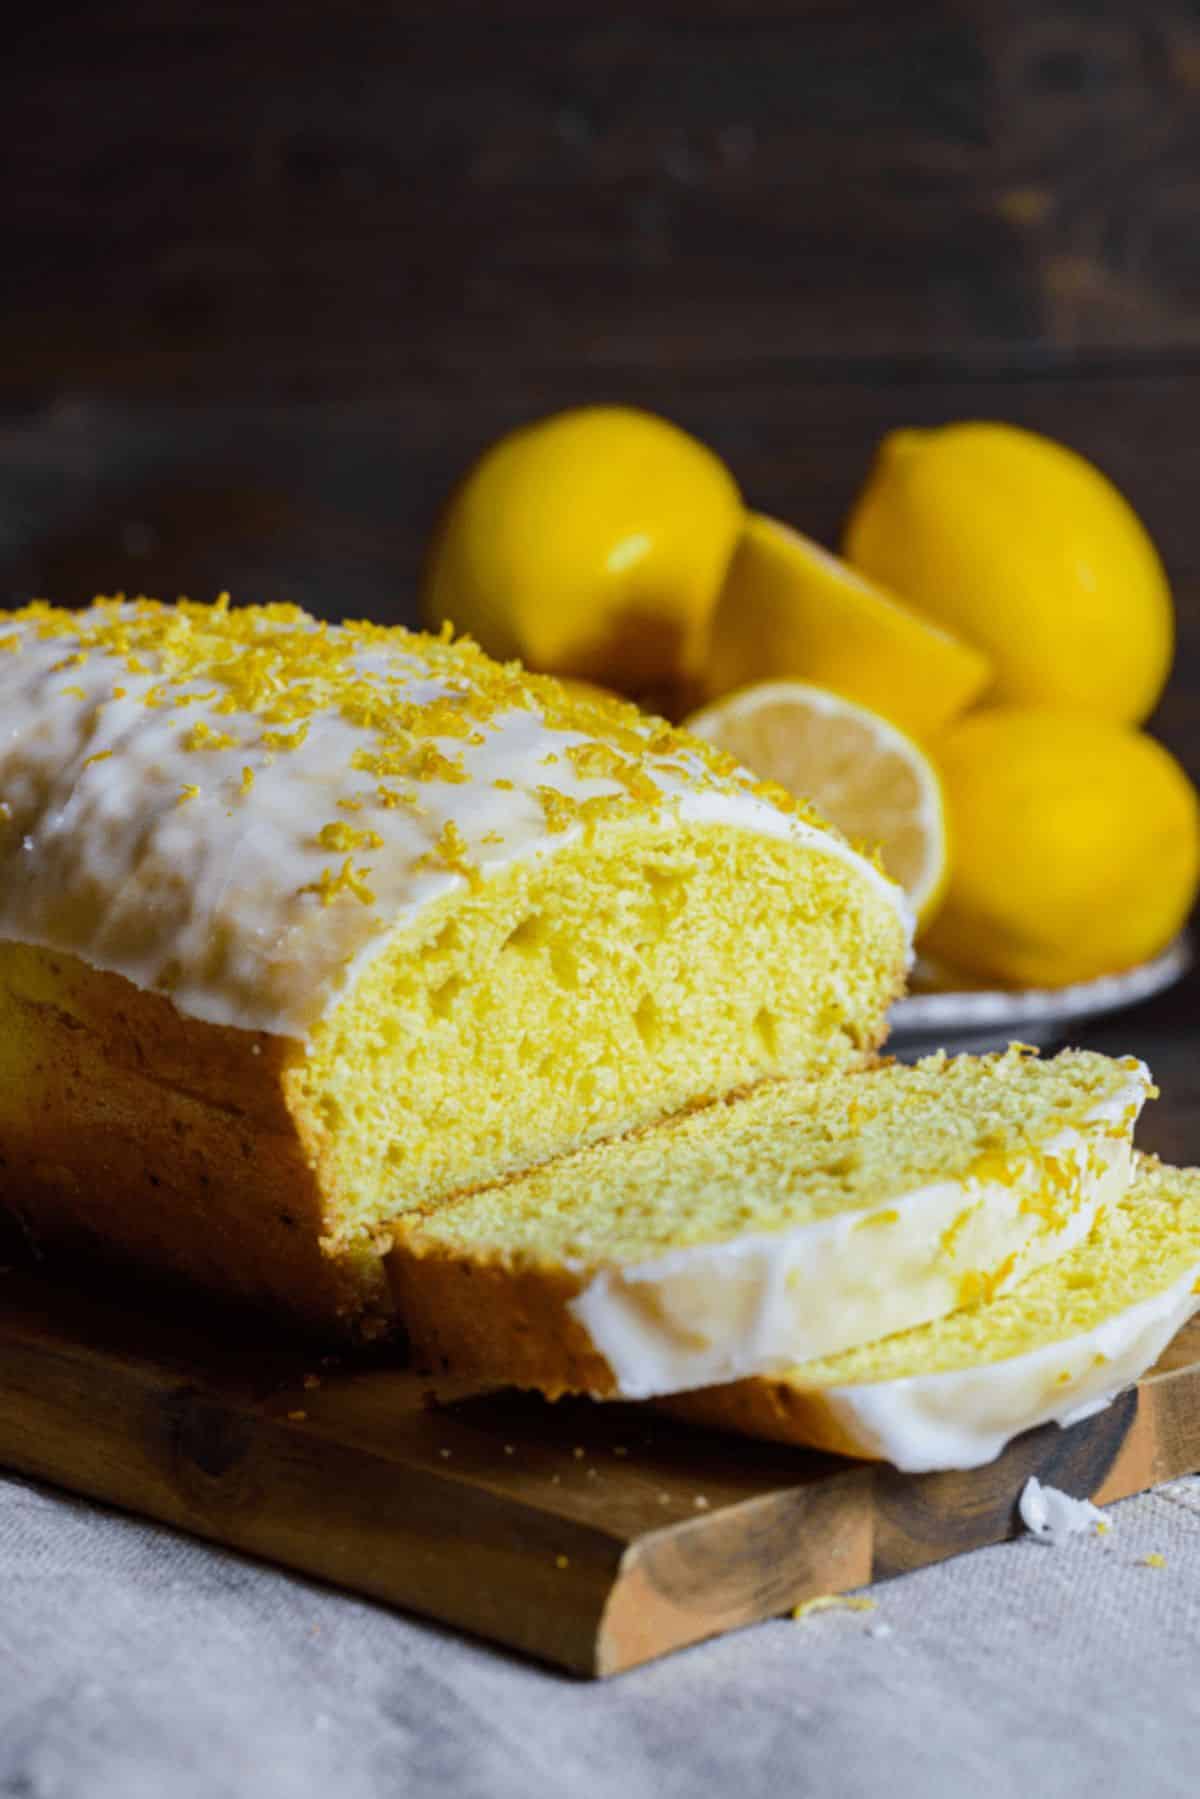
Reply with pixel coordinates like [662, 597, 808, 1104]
[2, 0, 1197, 1146]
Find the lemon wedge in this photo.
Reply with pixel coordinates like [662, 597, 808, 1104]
[685, 680, 947, 927]
[702, 513, 990, 742]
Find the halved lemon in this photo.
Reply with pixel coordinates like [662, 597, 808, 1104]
[685, 680, 948, 928]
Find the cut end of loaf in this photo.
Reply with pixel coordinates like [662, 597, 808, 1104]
[292, 818, 908, 1249]
[387, 1048, 1152, 1398]
[791, 1151, 1200, 1391]
[0, 596, 908, 1338]
[671, 1154, 1200, 1470]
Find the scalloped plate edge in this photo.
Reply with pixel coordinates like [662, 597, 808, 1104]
[890, 934, 1193, 1037]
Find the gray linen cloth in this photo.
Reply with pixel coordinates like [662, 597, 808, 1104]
[2, 1471, 1197, 1799]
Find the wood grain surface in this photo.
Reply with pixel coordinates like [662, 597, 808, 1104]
[1, 1260, 1197, 1676]
[3, 4, 1200, 815]
[8, 3, 1200, 392]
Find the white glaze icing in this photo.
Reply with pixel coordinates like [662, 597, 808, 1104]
[0, 603, 909, 1037]
[1018, 1479, 1107, 1542]
[819, 1260, 1200, 1475]
[566, 1069, 1151, 1399]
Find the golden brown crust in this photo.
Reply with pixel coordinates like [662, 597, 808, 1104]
[384, 1013, 902, 1399]
[664, 1380, 877, 1460]
[0, 893, 905, 1354]
[385, 1235, 618, 1397]
[0, 942, 391, 1338]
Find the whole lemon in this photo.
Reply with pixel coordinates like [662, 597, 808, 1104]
[422, 406, 742, 691]
[844, 422, 1173, 724]
[923, 708, 1199, 988]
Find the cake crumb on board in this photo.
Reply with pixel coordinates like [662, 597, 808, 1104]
[791, 1594, 876, 1623]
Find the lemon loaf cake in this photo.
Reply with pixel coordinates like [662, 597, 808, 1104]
[0, 598, 908, 1334]
[388, 1048, 1151, 1396]
[670, 1155, 1200, 1470]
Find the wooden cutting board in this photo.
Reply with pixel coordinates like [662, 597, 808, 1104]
[2, 1261, 1198, 1677]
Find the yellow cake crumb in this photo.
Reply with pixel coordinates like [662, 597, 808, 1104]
[792, 1595, 876, 1622]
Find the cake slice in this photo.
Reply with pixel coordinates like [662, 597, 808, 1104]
[0, 598, 908, 1336]
[670, 1155, 1200, 1470]
[388, 1048, 1152, 1396]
